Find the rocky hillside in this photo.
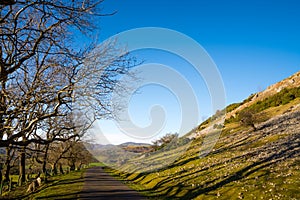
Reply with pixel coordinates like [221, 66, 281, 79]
[189, 71, 300, 139]
[227, 71, 300, 119]
[105, 71, 300, 200]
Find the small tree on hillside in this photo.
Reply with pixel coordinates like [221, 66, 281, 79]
[239, 109, 267, 131]
[240, 110, 256, 130]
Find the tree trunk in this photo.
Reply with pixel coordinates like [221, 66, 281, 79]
[59, 163, 64, 174]
[4, 147, 12, 182]
[52, 164, 58, 175]
[4, 163, 10, 183]
[0, 164, 2, 185]
[42, 146, 48, 174]
[77, 162, 83, 171]
[42, 144, 50, 182]
[70, 162, 75, 171]
[19, 147, 26, 184]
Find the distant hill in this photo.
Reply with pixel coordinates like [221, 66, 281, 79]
[105, 71, 300, 200]
[86, 141, 153, 166]
[84, 143, 114, 150]
[118, 142, 151, 147]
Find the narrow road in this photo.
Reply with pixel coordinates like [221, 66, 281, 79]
[80, 166, 147, 200]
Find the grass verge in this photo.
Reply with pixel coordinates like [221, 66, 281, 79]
[1, 170, 86, 200]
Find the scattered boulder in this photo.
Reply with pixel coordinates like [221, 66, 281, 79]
[26, 177, 43, 193]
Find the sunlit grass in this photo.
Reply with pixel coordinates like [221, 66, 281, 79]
[2, 170, 86, 200]
[32, 170, 85, 200]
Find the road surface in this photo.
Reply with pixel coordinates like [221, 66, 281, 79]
[80, 166, 147, 200]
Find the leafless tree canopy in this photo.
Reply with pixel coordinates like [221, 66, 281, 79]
[0, 0, 133, 145]
[0, 0, 135, 185]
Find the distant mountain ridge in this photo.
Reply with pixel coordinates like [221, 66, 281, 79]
[118, 142, 151, 147]
[86, 141, 150, 149]
[85, 141, 153, 166]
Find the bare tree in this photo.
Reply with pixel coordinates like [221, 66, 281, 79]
[62, 141, 94, 171]
[0, 0, 135, 185]
[1, 0, 95, 146]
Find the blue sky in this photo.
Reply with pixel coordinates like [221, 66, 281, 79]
[88, 0, 300, 144]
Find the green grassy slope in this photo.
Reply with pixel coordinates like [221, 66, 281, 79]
[106, 84, 300, 199]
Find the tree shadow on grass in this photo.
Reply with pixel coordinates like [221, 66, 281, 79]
[13, 174, 85, 200]
[183, 134, 299, 199]
[33, 191, 81, 199]
[141, 133, 299, 199]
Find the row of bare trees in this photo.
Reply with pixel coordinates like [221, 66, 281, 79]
[0, 0, 133, 187]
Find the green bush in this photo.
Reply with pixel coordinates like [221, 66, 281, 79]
[249, 86, 300, 112]
[224, 86, 300, 125]
[226, 102, 242, 113]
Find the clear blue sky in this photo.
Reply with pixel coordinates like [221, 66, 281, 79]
[89, 0, 300, 144]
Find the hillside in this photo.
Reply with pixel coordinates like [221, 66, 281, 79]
[226, 71, 300, 119]
[104, 71, 300, 199]
[190, 71, 300, 139]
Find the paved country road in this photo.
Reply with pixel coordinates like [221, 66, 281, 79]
[80, 166, 147, 200]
